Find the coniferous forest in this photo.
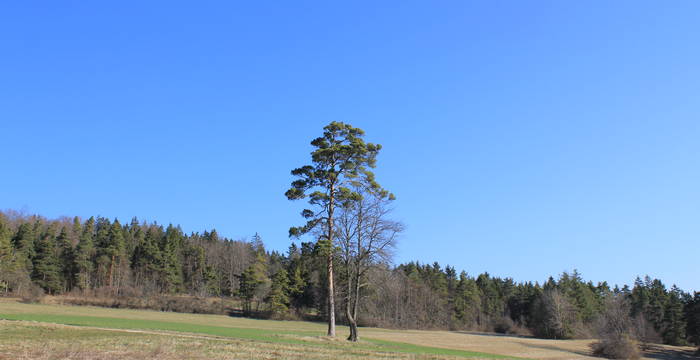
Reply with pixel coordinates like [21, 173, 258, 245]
[1, 122, 698, 353]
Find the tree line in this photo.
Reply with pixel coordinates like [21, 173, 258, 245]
[0, 211, 698, 347]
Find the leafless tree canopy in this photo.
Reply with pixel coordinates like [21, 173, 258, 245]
[335, 188, 403, 340]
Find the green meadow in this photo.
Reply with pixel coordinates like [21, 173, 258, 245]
[0, 300, 526, 360]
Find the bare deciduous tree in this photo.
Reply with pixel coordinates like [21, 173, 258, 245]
[336, 189, 403, 341]
[591, 295, 641, 360]
[533, 289, 578, 339]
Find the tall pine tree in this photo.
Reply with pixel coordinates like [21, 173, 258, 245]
[286, 121, 383, 337]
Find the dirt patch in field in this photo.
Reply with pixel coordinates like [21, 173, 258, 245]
[362, 329, 699, 360]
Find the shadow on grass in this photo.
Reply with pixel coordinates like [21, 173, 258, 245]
[226, 309, 324, 323]
[642, 345, 700, 360]
[454, 331, 534, 339]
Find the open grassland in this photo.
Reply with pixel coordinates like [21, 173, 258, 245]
[1, 298, 697, 360]
[1, 320, 465, 360]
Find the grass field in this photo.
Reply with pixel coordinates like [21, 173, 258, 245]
[0, 298, 696, 360]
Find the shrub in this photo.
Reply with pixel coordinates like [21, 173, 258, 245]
[20, 284, 45, 304]
[591, 335, 640, 360]
[494, 316, 514, 334]
[57, 293, 227, 315]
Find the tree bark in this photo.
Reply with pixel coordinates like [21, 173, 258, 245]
[347, 267, 361, 341]
[327, 183, 336, 337]
[345, 253, 358, 341]
[108, 255, 115, 288]
[348, 203, 363, 342]
[327, 253, 336, 337]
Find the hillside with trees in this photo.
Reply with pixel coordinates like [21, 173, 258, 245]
[1, 211, 699, 349]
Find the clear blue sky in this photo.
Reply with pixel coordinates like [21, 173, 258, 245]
[2, 1, 698, 291]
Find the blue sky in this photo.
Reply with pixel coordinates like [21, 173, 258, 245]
[2, 1, 698, 291]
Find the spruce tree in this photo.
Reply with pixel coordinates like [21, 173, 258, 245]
[662, 286, 687, 345]
[132, 225, 163, 290]
[161, 225, 184, 293]
[32, 225, 62, 294]
[93, 217, 112, 287]
[74, 217, 95, 290]
[239, 265, 262, 314]
[239, 243, 269, 313]
[454, 271, 481, 327]
[71, 216, 82, 245]
[125, 217, 141, 256]
[56, 227, 75, 292]
[685, 293, 700, 349]
[12, 222, 36, 272]
[286, 250, 306, 303]
[267, 269, 291, 314]
[104, 219, 126, 288]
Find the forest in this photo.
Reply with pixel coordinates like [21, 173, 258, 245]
[1, 122, 698, 358]
[0, 209, 698, 349]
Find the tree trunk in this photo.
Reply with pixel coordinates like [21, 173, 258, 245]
[327, 183, 336, 337]
[347, 313, 358, 341]
[348, 203, 363, 342]
[349, 266, 361, 341]
[108, 255, 115, 288]
[345, 255, 358, 341]
[346, 281, 359, 341]
[327, 254, 336, 336]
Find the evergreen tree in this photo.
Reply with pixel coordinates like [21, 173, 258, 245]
[105, 219, 127, 288]
[56, 227, 75, 292]
[74, 217, 95, 290]
[647, 277, 668, 330]
[662, 286, 687, 346]
[161, 224, 184, 293]
[12, 222, 36, 272]
[685, 292, 700, 347]
[70, 216, 82, 246]
[508, 281, 541, 326]
[239, 265, 262, 314]
[0, 214, 17, 293]
[125, 217, 141, 256]
[454, 271, 481, 327]
[286, 244, 306, 307]
[251, 232, 265, 255]
[131, 225, 163, 291]
[267, 269, 290, 314]
[32, 224, 62, 294]
[477, 273, 503, 324]
[557, 270, 599, 323]
[94, 217, 113, 287]
[239, 244, 269, 313]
